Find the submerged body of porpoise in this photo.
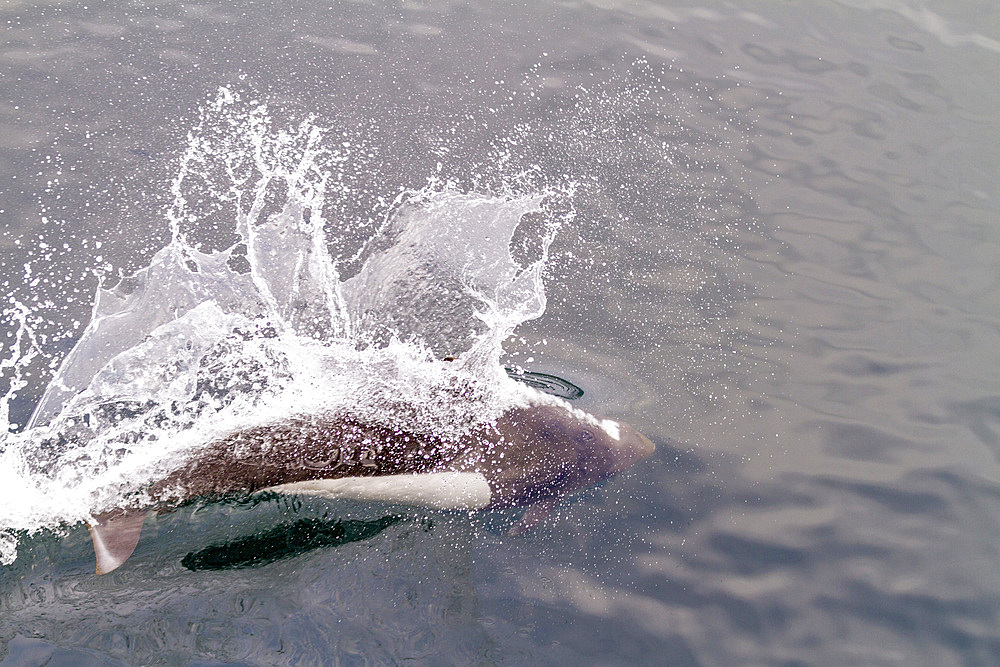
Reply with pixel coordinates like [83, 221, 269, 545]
[88, 395, 655, 574]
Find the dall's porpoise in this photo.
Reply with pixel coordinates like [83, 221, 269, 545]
[87, 393, 655, 574]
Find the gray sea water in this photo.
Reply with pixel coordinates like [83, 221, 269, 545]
[1, 0, 998, 665]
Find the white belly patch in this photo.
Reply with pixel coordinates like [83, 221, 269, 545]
[265, 471, 493, 510]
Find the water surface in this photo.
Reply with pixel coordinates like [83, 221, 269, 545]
[1, 0, 998, 664]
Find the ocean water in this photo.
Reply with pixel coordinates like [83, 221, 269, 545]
[1, 0, 998, 665]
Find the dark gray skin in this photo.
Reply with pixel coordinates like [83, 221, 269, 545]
[469, 404, 655, 510]
[89, 401, 655, 573]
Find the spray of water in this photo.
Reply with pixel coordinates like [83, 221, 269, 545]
[0, 88, 566, 565]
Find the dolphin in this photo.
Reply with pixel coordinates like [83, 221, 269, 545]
[87, 396, 655, 574]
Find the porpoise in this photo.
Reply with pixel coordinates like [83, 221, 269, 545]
[87, 396, 655, 574]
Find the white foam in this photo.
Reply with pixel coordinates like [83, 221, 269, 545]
[0, 90, 562, 565]
[598, 418, 621, 441]
[265, 471, 492, 510]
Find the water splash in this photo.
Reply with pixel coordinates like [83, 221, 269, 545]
[0, 88, 566, 566]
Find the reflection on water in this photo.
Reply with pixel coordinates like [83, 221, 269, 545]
[181, 515, 405, 571]
[1, 0, 998, 664]
[0, 502, 498, 665]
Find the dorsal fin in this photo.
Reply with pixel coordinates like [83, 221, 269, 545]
[87, 510, 148, 574]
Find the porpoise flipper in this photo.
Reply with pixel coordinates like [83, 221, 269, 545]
[88, 510, 149, 574]
[508, 497, 561, 536]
